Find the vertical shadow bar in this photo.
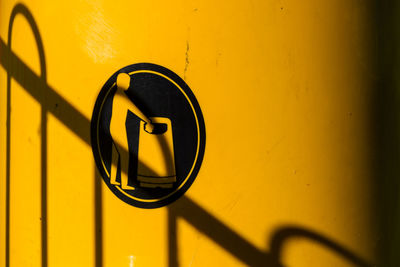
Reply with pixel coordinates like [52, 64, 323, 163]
[95, 168, 103, 267]
[41, 110, 48, 267]
[167, 208, 178, 267]
[5, 44, 12, 267]
[5, 4, 48, 266]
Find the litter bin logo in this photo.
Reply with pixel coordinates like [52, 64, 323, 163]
[91, 63, 206, 208]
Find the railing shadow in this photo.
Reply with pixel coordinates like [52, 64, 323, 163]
[4, 3, 48, 267]
[1, 3, 376, 267]
[167, 197, 372, 267]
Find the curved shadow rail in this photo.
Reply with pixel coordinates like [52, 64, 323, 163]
[5, 3, 47, 267]
[269, 226, 371, 267]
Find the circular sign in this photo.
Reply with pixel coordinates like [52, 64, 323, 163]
[91, 63, 206, 208]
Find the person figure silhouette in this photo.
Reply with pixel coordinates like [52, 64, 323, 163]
[109, 73, 154, 190]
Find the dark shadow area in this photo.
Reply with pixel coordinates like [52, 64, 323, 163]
[0, 3, 375, 267]
[373, 1, 400, 266]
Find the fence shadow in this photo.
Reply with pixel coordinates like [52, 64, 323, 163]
[0, 3, 379, 267]
[4, 3, 48, 267]
[167, 197, 372, 267]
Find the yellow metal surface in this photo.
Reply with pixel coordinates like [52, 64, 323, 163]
[0, 0, 387, 266]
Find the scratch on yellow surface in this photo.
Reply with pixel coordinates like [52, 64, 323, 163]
[74, 0, 116, 63]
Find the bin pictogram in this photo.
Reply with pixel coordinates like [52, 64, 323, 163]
[91, 63, 205, 208]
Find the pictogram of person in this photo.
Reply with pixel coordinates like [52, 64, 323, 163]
[109, 73, 154, 190]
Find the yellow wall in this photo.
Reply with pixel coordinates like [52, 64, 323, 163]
[0, 0, 385, 266]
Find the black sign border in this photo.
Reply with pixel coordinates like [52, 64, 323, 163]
[91, 63, 206, 208]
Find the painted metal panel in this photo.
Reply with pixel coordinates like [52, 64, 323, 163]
[1, 0, 397, 266]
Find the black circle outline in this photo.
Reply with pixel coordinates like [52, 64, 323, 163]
[91, 63, 206, 208]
